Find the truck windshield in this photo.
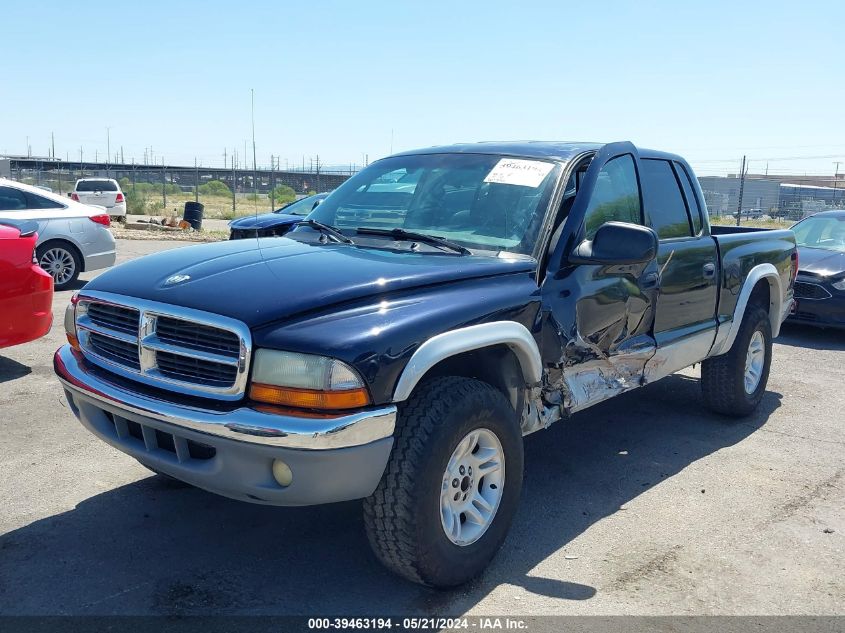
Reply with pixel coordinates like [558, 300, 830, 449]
[307, 153, 560, 255]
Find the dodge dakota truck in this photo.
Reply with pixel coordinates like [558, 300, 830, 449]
[55, 141, 796, 587]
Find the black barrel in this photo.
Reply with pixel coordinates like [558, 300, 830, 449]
[183, 201, 204, 230]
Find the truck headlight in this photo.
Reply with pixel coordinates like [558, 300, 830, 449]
[64, 293, 81, 350]
[249, 349, 370, 410]
[832, 278, 845, 291]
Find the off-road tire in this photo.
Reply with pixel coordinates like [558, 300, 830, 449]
[363, 376, 523, 587]
[701, 306, 772, 417]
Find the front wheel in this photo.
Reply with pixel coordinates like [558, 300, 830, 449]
[363, 376, 523, 587]
[701, 306, 773, 416]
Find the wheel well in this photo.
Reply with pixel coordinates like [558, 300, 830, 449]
[748, 276, 781, 335]
[413, 345, 525, 413]
[37, 239, 84, 271]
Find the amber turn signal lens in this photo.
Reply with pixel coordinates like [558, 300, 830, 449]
[66, 333, 81, 350]
[249, 383, 370, 410]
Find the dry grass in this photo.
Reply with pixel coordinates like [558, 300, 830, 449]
[139, 192, 276, 220]
[710, 216, 793, 229]
[111, 226, 229, 242]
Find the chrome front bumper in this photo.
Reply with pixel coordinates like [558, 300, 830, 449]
[54, 345, 396, 506]
[54, 344, 395, 450]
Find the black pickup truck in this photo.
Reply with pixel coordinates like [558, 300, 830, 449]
[55, 141, 796, 587]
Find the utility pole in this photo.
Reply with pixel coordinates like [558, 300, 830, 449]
[106, 127, 111, 178]
[316, 154, 321, 193]
[162, 159, 167, 208]
[231, 154, 236, 216]
[833, 162, 842, 207]
[51, 132, 55, 159]
[735, 155, 747, 227]
[195, 157, 199, 202]
[121, 146, 124, 164]
[270, 154, 275, 210]
[251, 88, 258, 201]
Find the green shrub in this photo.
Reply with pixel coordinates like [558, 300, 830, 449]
[269, 185, 296, 206]
[124, 188, 148, 215]
[198, 180, 232, 196]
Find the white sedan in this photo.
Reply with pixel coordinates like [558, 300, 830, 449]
[0, 179, 116, 290]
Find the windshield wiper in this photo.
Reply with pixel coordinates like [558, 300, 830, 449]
[355, 227, 471, 255]
[300, 219, 354, 244]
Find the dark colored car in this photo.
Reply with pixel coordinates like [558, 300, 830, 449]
[55, 141, 796, 587]
[0, 219, 53, 348]
[788, 210, 845, 328]
[228, 193, 329, 239]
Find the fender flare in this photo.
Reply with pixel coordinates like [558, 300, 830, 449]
[709, 263, 784, 357]
[392, 321, 543, 402]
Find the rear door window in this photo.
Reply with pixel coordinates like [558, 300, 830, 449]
[25, 191, 65, 209]
[640, 159, 693, 239]
[673, 161, 703, 235]
[0, 186, 29, 210]
[583, 154, 642, 239]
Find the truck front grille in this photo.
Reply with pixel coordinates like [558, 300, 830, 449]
[86, 302, 140, 335]
[75, 292, 251, 401]
[88, 332, 141, 370]
[155, 316, 241, 355]
[156, 350, 239, 386]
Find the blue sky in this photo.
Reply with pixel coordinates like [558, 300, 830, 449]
[2, 0, 843, 176]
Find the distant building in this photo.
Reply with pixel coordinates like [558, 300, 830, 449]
[697, 176, 781, 217]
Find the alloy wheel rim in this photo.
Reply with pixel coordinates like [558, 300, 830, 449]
[40, 248, 75, 285]
[744, 330, 765, 394]
[440, 427, 505, 546]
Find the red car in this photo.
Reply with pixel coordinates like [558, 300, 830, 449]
[0, 219, 54, 348]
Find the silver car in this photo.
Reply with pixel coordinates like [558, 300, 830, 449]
[0, 178, 116, 290]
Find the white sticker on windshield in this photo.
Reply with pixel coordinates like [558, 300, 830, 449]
[483, 158, 555, 188]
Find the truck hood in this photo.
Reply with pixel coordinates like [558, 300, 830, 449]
[228, 212, 301, 230]
[798, 246, 845, 277]
[86, 237, 535, 328]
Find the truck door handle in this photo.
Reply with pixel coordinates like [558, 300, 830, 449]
[640, 272, 659, 289]
[703, 263, 716, 278]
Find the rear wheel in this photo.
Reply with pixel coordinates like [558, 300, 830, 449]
[363, 376, 523, 587]
[37, 242, 81, 290]
[701, 306, 772, 416]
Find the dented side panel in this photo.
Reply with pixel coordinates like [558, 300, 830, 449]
[537, 260, 659, 418]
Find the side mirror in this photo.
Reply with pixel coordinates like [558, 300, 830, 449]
[569, 221, 657, 265]
[311, 198, 323, 210]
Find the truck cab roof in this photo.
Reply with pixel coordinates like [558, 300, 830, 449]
[391, 141, 689, 166]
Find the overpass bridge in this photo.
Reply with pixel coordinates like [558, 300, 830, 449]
[1, 156, 353, 194]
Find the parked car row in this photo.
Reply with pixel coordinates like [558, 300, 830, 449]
[0, 178, 117, 291]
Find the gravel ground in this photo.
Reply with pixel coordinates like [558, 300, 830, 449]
[0, 239, 842, 617]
